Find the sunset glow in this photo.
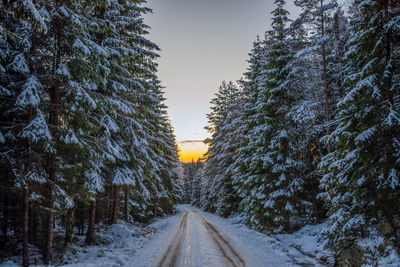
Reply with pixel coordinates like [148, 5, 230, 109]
[179, 141, 208, 163]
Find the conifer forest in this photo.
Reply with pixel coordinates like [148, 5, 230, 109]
[0, 0, 399, 266]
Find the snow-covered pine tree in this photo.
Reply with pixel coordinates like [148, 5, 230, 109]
[229, 37, 269, 226]
[96, 0, 179, 223]
[238, 0, 306, 232]
[0, 3, 50, 265]
[202, 81, 241, 217]
[294, 0, 340, 154]
[319, 0, 400, 258]
[139, 78, 180, 217]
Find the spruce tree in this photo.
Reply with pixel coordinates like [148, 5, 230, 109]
[202, 81, 241, 217]
[320, 0, 400, 256]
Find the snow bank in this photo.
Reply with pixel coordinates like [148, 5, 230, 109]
[274, 223, 335, 266]
[0, 261, 19, 267]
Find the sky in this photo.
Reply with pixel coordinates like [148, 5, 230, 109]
[144, 0, 300, 162]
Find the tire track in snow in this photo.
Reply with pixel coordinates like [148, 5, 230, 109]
[156, 211, 189, 267]
[194, 211, 246, 267]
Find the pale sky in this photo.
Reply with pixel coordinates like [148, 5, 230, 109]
[144, 0, 300, 144]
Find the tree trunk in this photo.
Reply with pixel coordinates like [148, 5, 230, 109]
[85, 199, 97, 245]
[22, 189, 29, 267]
[108, 187, 113, 223]
[111, 185, 119, 224]
[44, 12, 62, 263]
[320, 0, 331, 154]
[2, 192, 8, 236]
[383, 0, 394, 106]
[43, 206, 54, 265]
[124, 187, 129, 222]
[23, 107, 33, 267]
[79, 202, 85, 235]
[64, 204, 75, 246]
[29, 206, 38, 243]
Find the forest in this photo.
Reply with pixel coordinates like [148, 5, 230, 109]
[196, 0, 400, 265]
[0, 0, 399, 266]
[0, 0, 180, 266]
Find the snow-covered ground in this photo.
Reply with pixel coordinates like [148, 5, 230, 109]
[1, 205, 334, 266]
[274, 223, 334, 266]
[70, 205, 325, 266]
[196, 206, 325, 267]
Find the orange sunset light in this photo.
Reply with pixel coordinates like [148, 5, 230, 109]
[179, 140, 208, 163]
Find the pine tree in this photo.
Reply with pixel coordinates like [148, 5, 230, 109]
[0, 3, 49, 265]
[202, 81, 241, 216]
[294, 0, 340, 153]
[319, 0, 400, 256]
[1, 0, 180, 263]
[229, 37, 269, 225]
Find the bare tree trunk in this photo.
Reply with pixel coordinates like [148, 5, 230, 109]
[22, 106, 34, 267]
[44, 13, 62, 263]
[108, 187, 113, 223]
[383, 0, 394, 106]
[22, 189, 29, 267]
[85, 199, 97, 245]
[124, 187, 129, 222]
[64, 204, 75, 246]
[320, 0, 331, 154]
[2, 192, 8, 236]
[111, 185, 119, 224]
[43, 206, 54, 265]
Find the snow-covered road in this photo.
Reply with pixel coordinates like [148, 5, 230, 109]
[138, 205, 322, 267]
[155, 208, 245, 267]
[61, 205, 323, 267]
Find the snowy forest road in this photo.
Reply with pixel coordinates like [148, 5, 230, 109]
[59, 205, 323, 267]
[143, 205, 322, 267]
[155, 208, 245, 267]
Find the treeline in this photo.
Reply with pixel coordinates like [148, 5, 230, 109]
[0, 0, 180, 266]
[200, 0, 399, 264]
[181, 161, 203, 205]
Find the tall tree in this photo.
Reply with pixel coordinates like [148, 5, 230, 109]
[202, 81, 241, 216]
[319, 0, 400, 259]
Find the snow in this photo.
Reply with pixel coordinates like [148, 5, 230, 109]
[0, 261, 18, 267]
[355, 126, 376, 144]
[356, 233, 400, 267]
[197, 206, 322, 266]
[85, 169, 104, 192]
[274, 223, 335, 266]
[101, 115, 119, 133]
[0, 131, 5, 144]
[6, 54, 29, 74]
[19, 109, 52, 144]
[17, 205, 327, 267]
[57, 217, 179, 267]
[112, 167, 135, 186]
[61, 129, 79, 145]
[73, 39, 90, 55]
[20, 0, 47, 32]
[0, 85, 12, 96]
[16, 76, 41, 107]
[383, 108, 400, 127]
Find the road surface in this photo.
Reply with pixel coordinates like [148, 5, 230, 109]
[155, 208, 245, 267]
[145, 205, 321, 267]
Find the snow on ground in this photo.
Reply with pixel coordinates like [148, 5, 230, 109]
[191, 205, 324, 267]
[61, 213, 183, 267]
[0, 205, 335, 267]
[274, 223, 334, 266]
[3, 205, 400, 266]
